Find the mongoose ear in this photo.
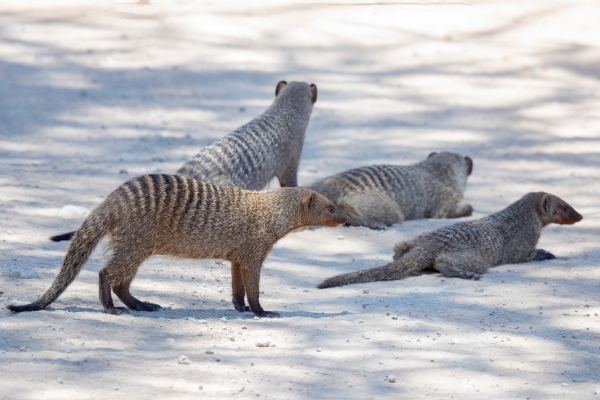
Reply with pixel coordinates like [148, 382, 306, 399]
[302, 192, 317, 213]
[427, 152, 437, 159]
[465, 157, 473, 175]
[310, 83, 318, 103]
[540, 194, 553, 215]
[275, 81, 288, 96]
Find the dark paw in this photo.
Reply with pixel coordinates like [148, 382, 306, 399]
[253, 310, 281, 318]
[104, 307, 128, 315]
[369, 222, 388, 231]
[139, 302, 162, 312]
[534, 249, 556, 261]
[458, 271, 481, 280]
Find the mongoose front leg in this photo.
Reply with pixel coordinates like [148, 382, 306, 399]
[241, 265, 280, 318]
[231, 261, 250, 312]
[435, 264, 482, 280]
[446, 204, 473, 219]
[532, 249, 556, 261]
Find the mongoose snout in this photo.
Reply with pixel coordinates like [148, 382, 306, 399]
[317, 192, 582, 288]
[7, 175, 344, 318]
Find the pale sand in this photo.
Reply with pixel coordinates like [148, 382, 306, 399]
[1, 1, 599, 398]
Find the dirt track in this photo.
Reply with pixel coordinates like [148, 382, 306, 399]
[1, 1, 600, 399]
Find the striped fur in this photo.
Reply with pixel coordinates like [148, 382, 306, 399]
[8, 174, 347, 317]
[317, 192, 582, 288]
[178, 81, 317, 190]
[310, 152, 474, 229]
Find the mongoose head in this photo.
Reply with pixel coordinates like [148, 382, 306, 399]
[271, 81, 317, 126]
[299, 189, 348, 227]
[537, 193, 583, 226]
[426, 152, 473, 191]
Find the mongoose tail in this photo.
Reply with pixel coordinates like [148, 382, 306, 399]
[7, 207, 110, 312]
[317, 250, 425, 289]
[50, 231, 75, 242]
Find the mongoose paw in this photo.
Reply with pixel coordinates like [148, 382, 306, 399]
[138, 302, 162, 312]
[233, 301, 250, 313]
[104, 307, 129, 315]
[368, 222, 388, 231]
[253, 310, 281, 318]
[458, 271, 481, 280]
[534, 249, 556, 261]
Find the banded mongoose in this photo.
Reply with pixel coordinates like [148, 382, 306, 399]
[7, 174, 347, 317]
[317, 192, 582, 288]
[309, 152, 473, 230]
[178, 80, 317, 189]
[49, 80, 317, 243]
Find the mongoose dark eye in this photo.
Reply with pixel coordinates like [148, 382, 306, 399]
[328, 205, 335, 214]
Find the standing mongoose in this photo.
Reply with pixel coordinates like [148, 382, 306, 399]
[7, 174, 347, 317]
[317, 192, 582, 288]
[178, 80, 317, 189]
[49, 80, 318, 243]
[309, 152, 474, 230]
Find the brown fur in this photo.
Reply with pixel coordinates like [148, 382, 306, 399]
[317, 192, 582, 288]
[7, 174, 347, 317]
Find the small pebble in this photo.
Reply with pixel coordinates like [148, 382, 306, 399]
[358, 319, 364, 324]
[209, 357, 220, 362]
[255, 341, 271, 347]
[64, 338, 74, 345]
[242, 325, 247, 329]
[165, 338, 175, 345]
[221, 317, 227, 322]
[316, 348, 321, 352]
[6, 230, 13, 235]
[254, 316, 259, 320]
[337, 235, 344, 240]
[197, 332, 203, 337]
[206, 350, 214, 354]
[198, 386, 203, 390]
[119, 169, 128, 175]
[178, 355, 191, 365]
[363, 289, 369, 294]
[388, 375, 396, 383]
[56, 378, 63, 384]
[436, 331, 441, 336]
[198, 319, 208, 325]
[230, 337, 235, 342]
[561, 383, 569, 387]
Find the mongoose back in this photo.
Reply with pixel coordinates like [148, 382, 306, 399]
[7, 174, 347, 317]
[309, 152, 473, 230]
[317, 192, 582, 288]
[178, 80, 317, 189]
[50, 80, 317, 243]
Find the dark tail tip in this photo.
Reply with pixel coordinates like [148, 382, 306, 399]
[50, 231, 76, 242]
[316, 279, 336, 289]
[6, 303, 42, 313]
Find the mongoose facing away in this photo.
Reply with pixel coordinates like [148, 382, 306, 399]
[49, 80, 317, 243]
[309, 152, 473, 230]
[317, 192, 582, 288]
[7, 174, 347, 317]
[178, 80, 317, 189]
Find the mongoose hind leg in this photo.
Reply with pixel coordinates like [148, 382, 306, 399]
[231, 261, 250, 312]
[99, 246, 156, 315]
[241, 264, 280, 318]
[532, 249, 556, 261]
[339, 193, 403, 230]
[434, 253, 488, 280]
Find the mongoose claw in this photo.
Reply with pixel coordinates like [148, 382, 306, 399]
[458, 271, 481, 280]
[533, 249, 556, 261]
[138, 302, 162, 312]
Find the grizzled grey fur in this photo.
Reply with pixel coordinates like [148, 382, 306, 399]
[310, 152, 473, 230]
[317, 192, 582, 288]
[178, 80, 317, 189]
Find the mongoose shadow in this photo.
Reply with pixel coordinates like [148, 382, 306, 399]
[6, 174, 347, 318]
[50, 80, 318, 243]
[309, 152, 473, 230]
[317, 192, 582, 288]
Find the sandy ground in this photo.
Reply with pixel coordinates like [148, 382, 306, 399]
[1, 0, 600, 399]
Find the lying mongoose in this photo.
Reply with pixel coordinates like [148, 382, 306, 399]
[7, 174, 347, 317]
[178, 80, 317, 189]
[49, 80, 317, 243]
[317, 192, 582, 288]
[309, 152, 474, 230]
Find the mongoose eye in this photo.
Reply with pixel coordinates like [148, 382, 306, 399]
[328, 205, 335, 214]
